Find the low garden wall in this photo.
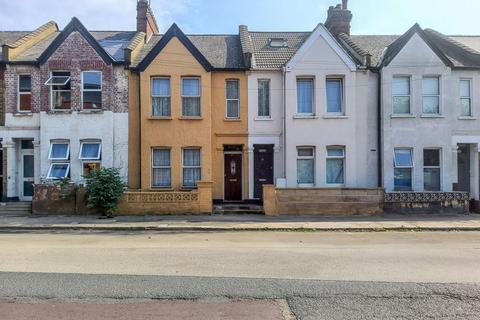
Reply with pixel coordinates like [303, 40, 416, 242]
[383, 192, 470, 214]
[32, 181, 213, 215]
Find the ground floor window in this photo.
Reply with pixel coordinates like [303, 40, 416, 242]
[152, 148, 171, 188]
[47, 163, 70, 180]
[297, 147, 315, 185]
[326, 146, 345, 184]
[423, 148, 441, 191]
[394, 148, 413, 191]
[79, 141, 102, 178]
[182, 148, 201, 188]
[47, 141, 70, 180]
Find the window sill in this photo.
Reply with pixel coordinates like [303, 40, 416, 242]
[458, 116, 477, 120]
[391, 114, 415, 118]
[148, 116, 172, 120]
[180, 187, 198, 191]
[298, 184, 315, 188]
[322, 114, 349, 119]
[179, 116, 203, 120]
[293, 114, 318, 119]
[254, 117, 273, 121]
[78, 109, 104, 114]
[48, 110, 72, 114]
[149, 188, 174, 191]
[420, 114, 445, 118]
[13, 112, 33, 117]
[224, 118, 241, 122]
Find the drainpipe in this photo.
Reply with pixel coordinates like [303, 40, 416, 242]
[371, 68, 382, 188]
[282, 66, 287, 179]
[137, 70, 142, 190]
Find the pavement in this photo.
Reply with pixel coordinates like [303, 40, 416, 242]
[0, 212, 480, 232]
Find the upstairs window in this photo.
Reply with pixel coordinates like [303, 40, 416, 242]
[394, 148, 413, 191]
[46, 71, 71, 110]
[326, 78, 343, 114]
[392, 76, 411, 114]
[82, 71, 102, 110]
[79, 142, 101, 160]
[226, 79, 239, 119]
[326, 147, 345, 184]
[297, 78, 314, 115]
[18, 75, 32, 112]
[258, 79, 270, 117]
[48, 142, 70, 160]
[151, 77, 171, 117]
[460, 79, 472, 117]
[182, 77, 201, 116]
[422, 77, 440, 114]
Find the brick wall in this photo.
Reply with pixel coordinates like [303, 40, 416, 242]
[4, 31, 128, 114]
[0, 65, 5, 124]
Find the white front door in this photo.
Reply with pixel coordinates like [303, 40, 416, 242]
[20, 149, 34, 201]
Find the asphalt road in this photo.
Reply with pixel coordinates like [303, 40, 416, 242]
[0, 231, 479, 319]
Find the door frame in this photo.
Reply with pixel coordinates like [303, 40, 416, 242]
[19, 148, 34, 201]
[223, 151, 244, 201]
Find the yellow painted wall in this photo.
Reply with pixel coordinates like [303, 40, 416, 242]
[211, 72, 249, 200]
[128, 72, 141, 189]
[138, 37, 212, 191]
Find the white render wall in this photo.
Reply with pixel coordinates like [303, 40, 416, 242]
[247, 71, 284, 198]
[381, 33, 480, 198]
[283, 32, 378, 188]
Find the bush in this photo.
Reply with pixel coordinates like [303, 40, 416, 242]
[85, 167, 125, 217]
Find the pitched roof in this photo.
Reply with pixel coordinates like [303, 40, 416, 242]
[0, 32, 29, 61]
[131, 29, 245, 70]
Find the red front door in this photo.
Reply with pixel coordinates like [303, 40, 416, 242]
[224, 153, 242, 201]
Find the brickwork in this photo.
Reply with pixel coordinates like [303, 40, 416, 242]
[4, 31, 128, 114]
[0, 65, 5, 124]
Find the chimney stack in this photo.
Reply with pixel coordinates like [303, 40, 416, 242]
[325, 0, 352, 36]
[137, 0, 159, 40]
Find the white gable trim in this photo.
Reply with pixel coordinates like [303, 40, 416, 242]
[285, 23, 357, 72]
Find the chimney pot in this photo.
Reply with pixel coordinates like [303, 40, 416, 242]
[342, 0, 348, 9]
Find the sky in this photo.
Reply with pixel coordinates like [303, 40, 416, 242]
[1, 0, 480, 35]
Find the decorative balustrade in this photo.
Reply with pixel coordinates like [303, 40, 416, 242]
[125, 191, 199, 203]
[384, 192, 470, 203]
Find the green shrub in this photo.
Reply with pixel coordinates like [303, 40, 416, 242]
[85, 167, 125, 217]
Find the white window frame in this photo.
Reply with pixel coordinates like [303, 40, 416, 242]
[48, 142, 70, 161]
[296, 146, 315, 187]
[326, 146, 345, 185]
[151, 148, 171, 188]
[81, 71, 102, 110]
[460, 78, 472, 117]
[257, 79, 271, 118]
[151, 77, 171, 117]
[422, 76, 441, 115]
[181, 77, 201, 117]
[46, 71, 71, 110]
[393, 148, 414, 191]
[225, 79, 240, 119]
[182, 147, 201, 188]
[296, 77, 315, 115]
[79, 141, 102, 160]
[325, 77, 344, 115]
[392, 76, 411, 115]
[423, 148, 442, 191]
[17, 74, 32, 113]
[47, 163, 71, 180]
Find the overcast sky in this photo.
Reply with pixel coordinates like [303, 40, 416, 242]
[1, 0, 479, 35]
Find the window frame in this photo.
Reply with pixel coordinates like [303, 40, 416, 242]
[325, 77, 344, 115]
[47, 163, 71, 180]
[181, 76, 201, 117]
[48, 142, 70, 161]
[296, 77, 315, 115]
[392, 76, 411, 115]
[225, 79, 240, 119]
[423, 148, 442, 191]
[257, 79, 271, 118]
[393, 148, 414, 191]
[296, 146, 315, 187]
[81, 71, 102, 110]
[326, 146, 345, 185]
[151, 76, 171, 117]
[79, 141, 102, 160]
[47, 71, 72, 110]
[182, 147, 201, 188]
[422, 76, 441, 115]
[460, 78, 472, 117]
[17, 74, 32, 113]
[151, 148, 172, 188]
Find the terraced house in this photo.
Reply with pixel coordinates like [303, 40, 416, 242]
[0, 17, 139, 204]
